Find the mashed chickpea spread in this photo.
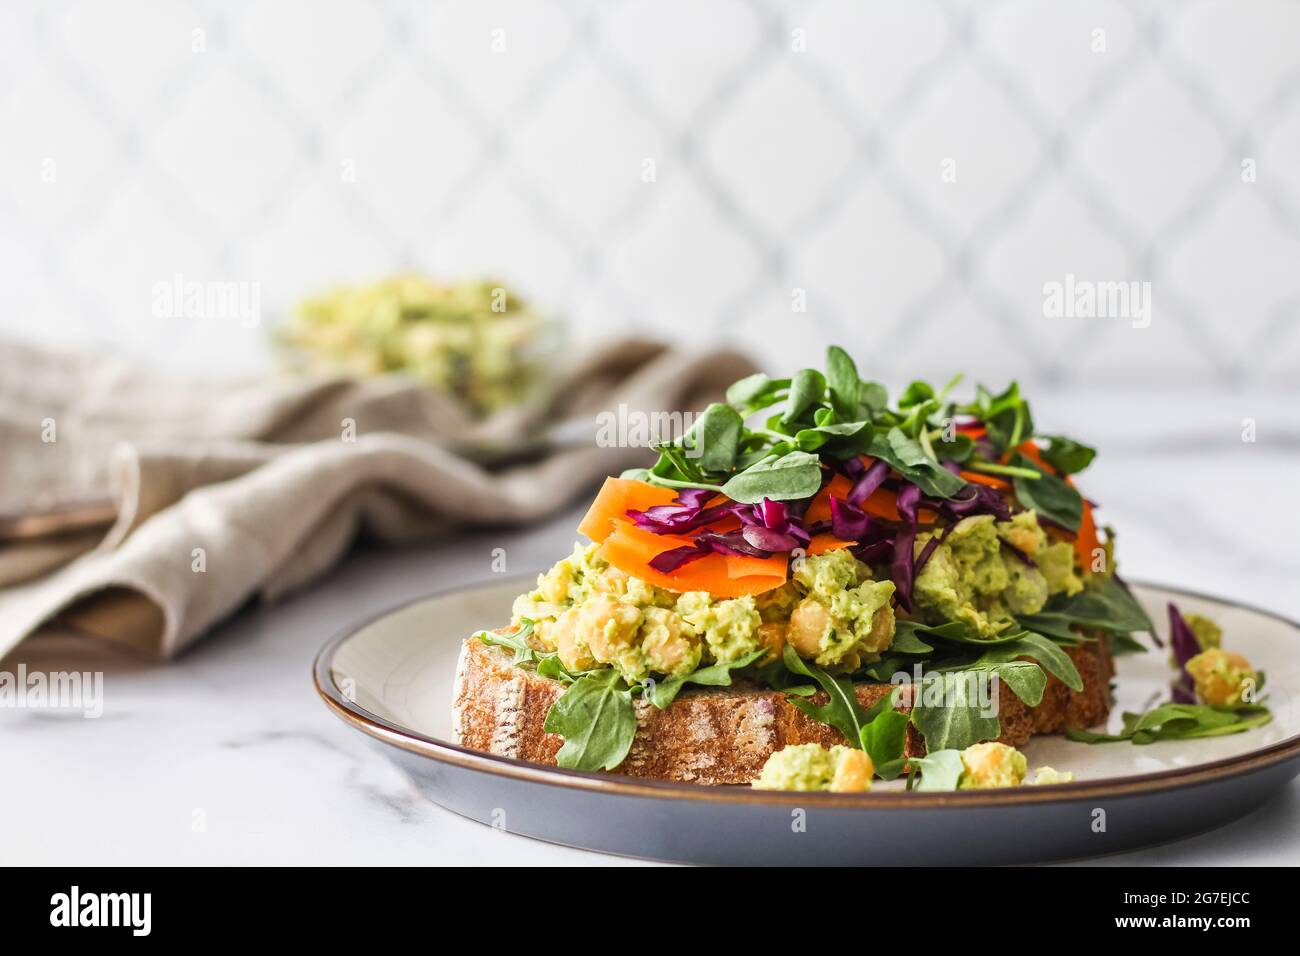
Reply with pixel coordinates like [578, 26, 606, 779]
[913, 512, 1082, 639]
[753, 744, 873, 792]
[511, 545, 897, 683]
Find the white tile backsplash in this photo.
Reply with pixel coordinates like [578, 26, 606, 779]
[1, 0, 1298, 390]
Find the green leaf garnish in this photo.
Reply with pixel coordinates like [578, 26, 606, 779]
[907, 671, 1003, 751]
[720, 450, 823, 503]
[1038, 435, 1097, 475]
[543, 668, 638, 772]
[781, 646, 875, 745]
[1067, 702, 1272, 745]
[907, 749, 966, 792]
[648, 649, 765, 708]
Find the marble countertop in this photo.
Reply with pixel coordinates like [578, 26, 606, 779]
[3, 409, 1299, 865]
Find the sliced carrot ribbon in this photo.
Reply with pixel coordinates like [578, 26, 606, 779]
[577, 476, 679, 543]
[598, 520, 786, 597]
[959, 470, 1011, 491]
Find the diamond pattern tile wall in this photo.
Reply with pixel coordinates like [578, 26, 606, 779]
[1, 0, 1298, 389]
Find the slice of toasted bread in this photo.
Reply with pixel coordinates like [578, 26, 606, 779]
[452, 634, 1114, 786]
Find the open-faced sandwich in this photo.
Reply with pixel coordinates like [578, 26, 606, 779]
[454, 347, 1270, 792]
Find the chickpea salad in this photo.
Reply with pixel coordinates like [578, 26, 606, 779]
[474, 347, 1271, 792]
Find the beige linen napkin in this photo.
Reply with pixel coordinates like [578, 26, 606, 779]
[0, 337, 756, 659]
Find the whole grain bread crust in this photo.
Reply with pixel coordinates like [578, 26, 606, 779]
[452, 633, 1114, 786]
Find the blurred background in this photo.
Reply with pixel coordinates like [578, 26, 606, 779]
[3, 0, 1300, 389]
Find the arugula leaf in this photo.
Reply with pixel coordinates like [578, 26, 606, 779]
[888, 623, 935, 654]
[972, 660, 1045, 707]
[908, 749, 966, 792]
[1039, 435, 1096, 475]
[1067, 702, 1273, 745]
[909, 749, 972, 796]
[971, 633, 1084, 692]
[543, 668, 638, 772]
[859, 690, 911, 769]
[1010, 453, 1083, 531]
[1106, 632, 1149, 655]
[536, 654, 588, 684]
[781, 645, 875, 745]
[1014, 612, 1088, 644]
[720, 450, 823, 503]
[874, 757, 910, 781]
[908, 671, 1002, 751]
[648, 649, 765, 708]
[894, 619, 1034, 647]
[1032, 577, 1154, 636]
[475, 620, 538, 665]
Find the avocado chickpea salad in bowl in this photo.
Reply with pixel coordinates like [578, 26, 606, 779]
[449, 347, 1274, 794]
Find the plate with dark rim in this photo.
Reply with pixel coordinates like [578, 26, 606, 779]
[313, 577, 1300, 865]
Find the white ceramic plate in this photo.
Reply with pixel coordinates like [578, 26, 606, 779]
[315, 579, 1300, 864]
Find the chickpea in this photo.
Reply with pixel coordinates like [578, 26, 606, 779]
[756, 622, 787, 665]
[788, 598, 831, 657]
[529, 619, 557, 652]
[538, 567, 573, 604]
[958, 742, 1027, 789]
[589, 566, 629, 596]
[578, 595, 642, 663]
[830, 749, 873, 792]
[1186, 648, 1256, 707]
[642, 609, 701, 677]
[552, 608, 596, 671]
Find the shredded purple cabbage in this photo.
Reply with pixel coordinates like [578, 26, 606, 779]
[674, 488, 715, 509]
[740, 524, 800, 553]
[648, 544, 708, 573]
[847, 459, 890, 506]
[756, 498, 787, 531]
[853, 539, 894, 565]
[627, 502, 735, 534]
[889, 484, 922, 612]
[1168, 603, 1200, 701]
[1167, 601, 1201, 702]
[829, 496, 873, 541]
[915, 520, 956, 575]
[942, 483, 1012, 522]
